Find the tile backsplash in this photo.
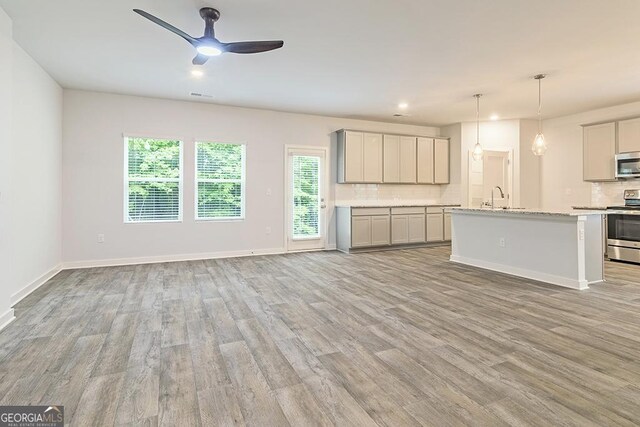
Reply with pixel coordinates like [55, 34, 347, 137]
[591, 181, 640, 207]
[335, 183, 459, 205]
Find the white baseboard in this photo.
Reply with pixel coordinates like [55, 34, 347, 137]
[63, 247, 288, 269]
[0, 308, 15, 332]
[10, 264, 63, 307]
[449, 255, 588, 290]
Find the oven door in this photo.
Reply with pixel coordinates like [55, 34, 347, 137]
[615, 153, 640, 178]
[608, 213, 640, 248]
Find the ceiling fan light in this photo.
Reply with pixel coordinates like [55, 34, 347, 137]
[196, 45, 222, 56]
[532, 132, 547, 156]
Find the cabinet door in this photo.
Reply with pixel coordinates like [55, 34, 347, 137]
[417, 137, 434, 184]
[399, 136, 417, 183]
[383, 135, 400, 183]
[434, 139, 450, 184]
[371, 216, 391, 246]
[584, 122, 616, 181]
[618, 118, 640, 154]
[391, 215, 409, 244]
[344, 131, 364, 182]
[351, 216, 372, 247]
[426, 213, 444, 242]
[408, 214, 426, 243]
[363, 133, 383, 182]
[444, 213, 452, 241]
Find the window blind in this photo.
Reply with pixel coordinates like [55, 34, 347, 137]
[196, 142, 245, 219]
[292, 155, 320, 238]
[125, 137, 182, 222]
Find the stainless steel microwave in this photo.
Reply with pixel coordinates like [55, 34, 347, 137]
[615, 152, 640, 179]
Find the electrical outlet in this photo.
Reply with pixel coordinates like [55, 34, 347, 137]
[266, 188, 272, 196]
[499, 237, 505, 247]
[265, 227, 271, 235]
[97, 234, 105, 243]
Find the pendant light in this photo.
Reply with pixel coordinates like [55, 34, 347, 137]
[532, 74, 547, 156]
[472, 94, 483, 161]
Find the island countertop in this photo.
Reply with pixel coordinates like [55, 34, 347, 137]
[448, 207, 608, 217]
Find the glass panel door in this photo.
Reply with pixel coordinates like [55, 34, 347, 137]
[292, 155, 320, 239]
[286, 147, 326, 251]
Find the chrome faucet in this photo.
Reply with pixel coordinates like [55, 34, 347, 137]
[491, 186, 505, 209]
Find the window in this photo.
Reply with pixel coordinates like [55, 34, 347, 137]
[125, 137, 182, 222]
[196, 142, 245, 220]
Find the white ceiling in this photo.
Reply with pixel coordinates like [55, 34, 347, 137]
[2, 0, 640, 126]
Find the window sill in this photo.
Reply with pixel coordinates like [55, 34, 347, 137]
[124, 219, 183, 224]
[195, 217, 245, 223]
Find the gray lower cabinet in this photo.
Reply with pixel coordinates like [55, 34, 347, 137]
[343, 208, 391, 249]
[371, 216, 391, 246]
[444, 213, 452, 241]
[426, 214, 445, 242]
[337, 206, 453, 252]
[391, 207, 425, 244]
[351, 216, 373, 247]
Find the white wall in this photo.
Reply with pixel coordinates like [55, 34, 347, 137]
[0, 6, 63, 327]
[62, 90, 440, 265]
[541, 100, 640, 209]
[519, 120, 541, 209]
[457, 119, 541, 209]
[460, 120, 521, 207]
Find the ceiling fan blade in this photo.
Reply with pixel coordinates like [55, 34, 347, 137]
[223, 40, 284, 54]
[192, 54, 210, 65]
[133, 9, 196, 45]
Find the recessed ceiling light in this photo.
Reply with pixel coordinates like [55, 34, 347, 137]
[490, 114, 499, 121]
[191, 69, 204, 77]
[398, 102, 409, 109]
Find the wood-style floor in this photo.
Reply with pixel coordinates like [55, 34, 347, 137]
[1, 247, 640, 426]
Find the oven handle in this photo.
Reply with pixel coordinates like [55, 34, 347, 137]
[608, 239, 640, 249]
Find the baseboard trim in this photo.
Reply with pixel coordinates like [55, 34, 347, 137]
[10, 264, 63, 307]
[449, 255, 588, 290]
[0, 308, 15, 332]
[63, 247, 288, 269]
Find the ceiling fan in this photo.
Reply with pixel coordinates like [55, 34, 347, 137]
[133, 7, 284, 65]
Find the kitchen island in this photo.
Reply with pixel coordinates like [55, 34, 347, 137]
[448, 208, 607, 290]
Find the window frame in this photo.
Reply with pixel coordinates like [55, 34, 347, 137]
[123, 136, 184, 224]
[194, 141, 246, 222]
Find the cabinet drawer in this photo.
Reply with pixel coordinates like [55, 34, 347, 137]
[426, 207, 444, 214]
[391, 207, 425, 215]
[352, 208, 390, 216]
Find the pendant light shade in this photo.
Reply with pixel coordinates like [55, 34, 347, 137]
[532, 74, 548, 156]
[472, 94, 483, 161]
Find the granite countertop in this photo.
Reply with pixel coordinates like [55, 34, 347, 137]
[572, 205, 608, 210]
[335, 202, 461, 208]
[449, 207, 608, 217]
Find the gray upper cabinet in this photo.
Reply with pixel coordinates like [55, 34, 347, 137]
[399, 136, 417, 183]
[337, 130, 383, 183]
[434, 138, 450, 184]
[383, 135, 400, 183]
[384, 135, 417, 183]
[583, 122, 616, 182]
[417, 137, 435, 184]
[337, 129, 448, 185]
[618, 117, 640, 154]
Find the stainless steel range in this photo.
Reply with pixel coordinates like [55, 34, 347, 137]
[607, 189, 640, 264]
